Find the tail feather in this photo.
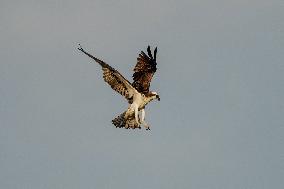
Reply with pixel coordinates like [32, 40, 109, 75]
[112, 112, 126, 128]
[112, 112, 140, 129]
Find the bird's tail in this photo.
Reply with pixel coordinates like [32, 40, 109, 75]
[112, 112, 140, 129]
[112, 112, 126, 128]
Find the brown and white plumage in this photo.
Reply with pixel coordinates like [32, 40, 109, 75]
[132, 46, 157, 94]
[77, 46, 137, 103]
[78, 45, 160, 130]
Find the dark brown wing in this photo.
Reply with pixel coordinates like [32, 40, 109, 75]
[78, 45, 138, 102]
[132, 46, 157, 94]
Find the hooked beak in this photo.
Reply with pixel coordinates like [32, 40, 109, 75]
[156, 95, 160, 101]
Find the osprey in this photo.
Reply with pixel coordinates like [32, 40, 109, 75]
[78, 45, 160, 130]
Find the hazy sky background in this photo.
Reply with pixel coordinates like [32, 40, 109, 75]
[1, 0, 283, 188]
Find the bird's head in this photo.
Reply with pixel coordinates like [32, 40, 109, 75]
[150, 91, 160, 101]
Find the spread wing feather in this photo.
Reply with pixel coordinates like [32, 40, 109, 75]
[132, 46, 157, 94]
[78, 45, 137, 101]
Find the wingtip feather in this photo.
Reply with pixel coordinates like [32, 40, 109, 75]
[147, 46, 153, 59]
[154, 47, 157, 61]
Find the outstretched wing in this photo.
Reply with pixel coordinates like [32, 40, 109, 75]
[132, 46, 157, 94]
[78, 45, 138, 101]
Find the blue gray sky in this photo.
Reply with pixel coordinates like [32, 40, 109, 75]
[1, 0, 283, 188]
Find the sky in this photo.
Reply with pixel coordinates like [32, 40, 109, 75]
[0, 0, 283, 188]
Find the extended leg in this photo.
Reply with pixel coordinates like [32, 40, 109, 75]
[141, 108, 145, 122]
[124, 103, 142, 129]
[133, 103, 140, 125]
[140, 109, 150, 130]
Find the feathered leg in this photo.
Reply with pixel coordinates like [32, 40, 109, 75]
[126, 103, 140, 124]
[134, 104, 140, 125]
[140, 109, 150, 130]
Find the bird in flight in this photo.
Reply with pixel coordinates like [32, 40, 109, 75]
[78, 45, 160, 130]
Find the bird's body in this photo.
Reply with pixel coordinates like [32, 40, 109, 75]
[78, 45, 160, 130]
[112, 92, 157, 129]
